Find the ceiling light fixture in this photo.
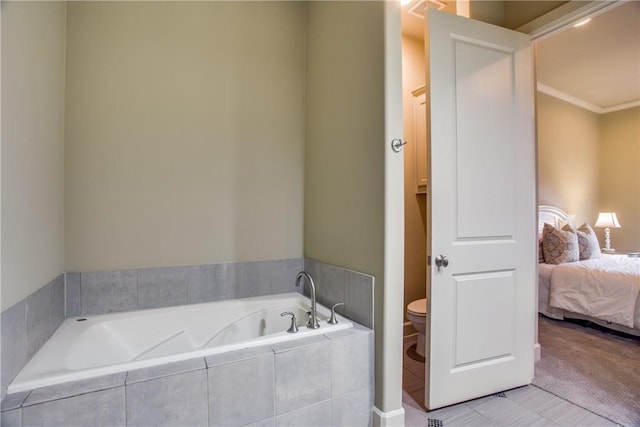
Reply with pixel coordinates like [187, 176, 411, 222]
[573, 18, 591, 28]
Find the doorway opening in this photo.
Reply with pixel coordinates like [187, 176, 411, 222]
[397, 0, 637, 419]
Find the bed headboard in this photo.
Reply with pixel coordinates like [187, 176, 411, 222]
[538, 205, 569, 237]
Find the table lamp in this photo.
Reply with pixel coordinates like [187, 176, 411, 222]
[594, 212, 621, 253]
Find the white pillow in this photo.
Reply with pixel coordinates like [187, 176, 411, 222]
[575, 223, 601, 260]
[542, 223, 579, 264]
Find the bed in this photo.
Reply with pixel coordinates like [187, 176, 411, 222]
[538, 205, 640, 337]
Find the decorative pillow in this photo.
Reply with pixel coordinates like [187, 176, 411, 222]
[575, 223, 601, 260]
[542, 223, 579, 264]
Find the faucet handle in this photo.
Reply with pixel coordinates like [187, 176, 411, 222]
[329, 302, 345, 324]
[280, 312, 299, 333]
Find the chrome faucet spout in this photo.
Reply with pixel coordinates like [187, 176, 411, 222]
[295, 271, 320, 329]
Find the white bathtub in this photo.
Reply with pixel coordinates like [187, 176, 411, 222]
[8, 293, 352, 394]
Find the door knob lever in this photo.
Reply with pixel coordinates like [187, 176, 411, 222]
[435, 255, 449, 272]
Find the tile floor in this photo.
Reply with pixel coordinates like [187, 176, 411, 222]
[402, 335, 619, 426]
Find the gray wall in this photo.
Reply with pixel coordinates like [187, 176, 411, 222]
[1, 1, 66, 312]
[1, 275, 65, 399]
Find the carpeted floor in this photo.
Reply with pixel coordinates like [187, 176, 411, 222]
[534, 315, 640, 427]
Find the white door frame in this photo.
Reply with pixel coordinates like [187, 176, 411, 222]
[374, 1, 406, 426]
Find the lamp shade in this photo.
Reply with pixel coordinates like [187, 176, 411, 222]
[594, 212, 621, 228]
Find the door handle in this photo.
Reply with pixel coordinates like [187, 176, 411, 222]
[435, 255, 449, 272]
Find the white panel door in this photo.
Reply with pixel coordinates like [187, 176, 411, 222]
[425, 10, 536, 410]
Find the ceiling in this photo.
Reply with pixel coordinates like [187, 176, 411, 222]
[402, 1, 640, 114]
[536, 1, 640, 112]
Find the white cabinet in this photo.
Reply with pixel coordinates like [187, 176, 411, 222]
[412, 85, 428, 194]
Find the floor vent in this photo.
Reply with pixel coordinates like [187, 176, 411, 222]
[427, 419, 444, 427]
[492, 392, 507, 398]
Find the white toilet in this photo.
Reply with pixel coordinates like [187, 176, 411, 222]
[407, 298, 427, 358]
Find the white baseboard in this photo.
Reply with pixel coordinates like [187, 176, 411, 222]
[534, 343, 541, 363]
[403, 321, 416, 338]
[372, 406, 405, 427]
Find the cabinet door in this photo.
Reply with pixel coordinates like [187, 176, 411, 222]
[412, 86, 428, 193]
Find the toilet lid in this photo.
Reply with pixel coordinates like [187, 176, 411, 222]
[407, 298, 427, 316]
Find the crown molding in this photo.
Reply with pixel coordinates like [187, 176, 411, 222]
[536, 83, 600, 113]
[520, 0, 622, 41]
[537, 83, 640, 115]
[601, 100, 640, 114]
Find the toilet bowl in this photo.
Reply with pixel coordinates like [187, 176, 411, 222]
[407, 298, 427, 358]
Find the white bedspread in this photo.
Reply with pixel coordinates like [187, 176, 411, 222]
[549, 255, 640, 328]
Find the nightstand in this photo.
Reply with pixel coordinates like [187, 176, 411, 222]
[605, 250, 640, 258]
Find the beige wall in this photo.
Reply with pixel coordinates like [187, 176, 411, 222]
[599, 107, 640, 251]
[401, 36, 427, 326]
[64, 2, 305, 272]
[537, 94, 640, 251]
[537, 92, 600, 226]
[1, 2, 67, 311]
[303, 0, 386, 406]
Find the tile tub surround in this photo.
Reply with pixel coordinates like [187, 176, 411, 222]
[1, 258, 372, 400]
[0, 325, 374, 427]
[65, 258, 375, 327]
[70, 258, 304, 316]
[1, 274, 65, 398]
[304, 258, 374, 329]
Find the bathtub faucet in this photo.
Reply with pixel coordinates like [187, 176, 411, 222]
[295, 271, 320, 329]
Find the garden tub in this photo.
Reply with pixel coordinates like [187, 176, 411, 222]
[8, 292, 352, 394]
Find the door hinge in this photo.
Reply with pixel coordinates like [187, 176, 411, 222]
[427, 255, 431, 266]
